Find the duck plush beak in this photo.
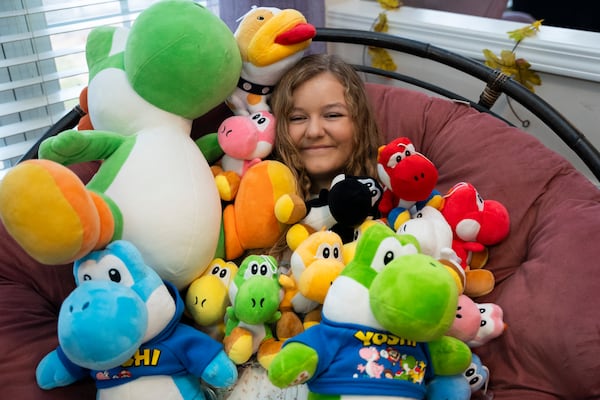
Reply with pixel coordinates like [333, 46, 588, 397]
[274, 23, 317, 46]
[239, 8, 316, 67]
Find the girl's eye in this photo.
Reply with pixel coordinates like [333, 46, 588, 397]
[325, 113, 343, 119]
[289, 115, 305, 122]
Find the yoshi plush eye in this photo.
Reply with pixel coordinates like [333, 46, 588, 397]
[245, 259, 277, 279]
[370, 236, 417, 273]
[77, 254, 134, 287]
[249, 261, 268, 276]
[316, 243, 342, 260]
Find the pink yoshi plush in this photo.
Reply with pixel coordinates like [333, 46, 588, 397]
[213, 111, 276, 201]
[447, 294, 506, 347]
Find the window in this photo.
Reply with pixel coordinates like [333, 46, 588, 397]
[0, 0, 218, 179]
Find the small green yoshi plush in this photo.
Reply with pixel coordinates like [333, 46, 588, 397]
[267, 223, 472, 400]
[223, 254, 284, 369]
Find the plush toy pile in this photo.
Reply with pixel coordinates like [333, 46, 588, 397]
[0, 2, 512, 399]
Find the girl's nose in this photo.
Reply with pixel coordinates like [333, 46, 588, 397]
[305, 117, 324, 138]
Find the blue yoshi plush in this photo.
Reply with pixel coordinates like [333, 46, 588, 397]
[36, 240, 238, 400]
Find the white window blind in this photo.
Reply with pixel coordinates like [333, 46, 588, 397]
[0, 0, 219, 180]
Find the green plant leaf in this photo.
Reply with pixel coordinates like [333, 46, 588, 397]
[373, 12, 389, 33]
[483, 49, 541, 92]
[513, 58, 542, 92]
[507, 20, 543, 42]
[377, 0, 403, 10]
[368, 47, 398, 71]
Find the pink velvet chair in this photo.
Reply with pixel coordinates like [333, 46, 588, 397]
[1, 28, 599, 400]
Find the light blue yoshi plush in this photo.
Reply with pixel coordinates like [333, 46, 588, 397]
[35, 240, 238, 399]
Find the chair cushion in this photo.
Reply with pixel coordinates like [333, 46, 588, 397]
[366, 82, 600, 399]
[2, 83, 599, 400]
[0, 162, 99, 399]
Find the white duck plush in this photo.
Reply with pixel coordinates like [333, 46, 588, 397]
[226, 6, 316, 115]
[0, 0, 242, 289]
[397, 206, 454, 260]
[398, 206, 466, 292]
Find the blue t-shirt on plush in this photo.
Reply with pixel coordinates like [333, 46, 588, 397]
[55, 281, 223, 389]
[286, 316, 435, 398]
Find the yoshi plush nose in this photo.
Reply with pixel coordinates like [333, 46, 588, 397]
[58, 281, 148, 371]
[232, 277, 281, 325]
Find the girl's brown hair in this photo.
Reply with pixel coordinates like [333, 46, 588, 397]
[270, 53, 382, 199]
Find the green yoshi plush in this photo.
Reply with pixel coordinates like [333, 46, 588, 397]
[267, 223, 472, 400]
[223, 254, 284, 370]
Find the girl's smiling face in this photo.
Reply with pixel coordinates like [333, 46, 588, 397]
[287, 72, 355, 192]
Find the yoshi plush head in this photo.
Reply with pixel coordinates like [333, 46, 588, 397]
[125, 0, 242, 120]
[227, 254, 282, 326]
[323, 223, 458, 342]
[186, 258, 238, 328]
[289, 229, 346, 311]
[226, 6, 316, 115]
[85, 0, 242, 132]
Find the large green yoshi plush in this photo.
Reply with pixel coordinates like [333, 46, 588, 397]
[0, 0, 242, 289]
[267, 223, 472, 400]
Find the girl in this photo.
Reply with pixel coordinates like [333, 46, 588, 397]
[224, 54, 384, 400]
[271, 53, 382, 199]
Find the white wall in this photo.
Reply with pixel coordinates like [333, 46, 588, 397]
[325, 0, 600, 185]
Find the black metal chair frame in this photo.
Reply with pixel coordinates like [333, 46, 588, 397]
[315, 28, 600, 181]
[20, 27, 600, 181]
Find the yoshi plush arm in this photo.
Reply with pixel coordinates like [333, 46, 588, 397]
[267, 342, 319, 388]
[195, 132, 224, 165]
[36, 349, 87, 390]
[424, 337, 473, 400]
[39, 129, 129, 165]
[428, 335, 472, 376]
[200, 350, 239, 388]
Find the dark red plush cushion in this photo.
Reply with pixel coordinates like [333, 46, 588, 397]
[366, 83, 600, 399]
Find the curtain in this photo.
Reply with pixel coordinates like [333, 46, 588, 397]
[218, 0, 326, 54]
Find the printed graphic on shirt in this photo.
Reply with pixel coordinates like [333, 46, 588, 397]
[95, 348, 162, 382]
[352, 330, 427, 384]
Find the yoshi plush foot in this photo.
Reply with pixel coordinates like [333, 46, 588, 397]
[257, 337, 284, 370]
[303, 308, 322, 330]
[0, 160, 114, 264]
[223, 327, 254, 365]
[214, 170, 241, 202]
[426, 193, 445, 210]
[390, 208, 411, 231]
[276, 310, 304, 342]
[274, 194, 307, 225]
[464, 268, 495, 297]
[286, 223, 316, 251]
[468, 247, 489, 269]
